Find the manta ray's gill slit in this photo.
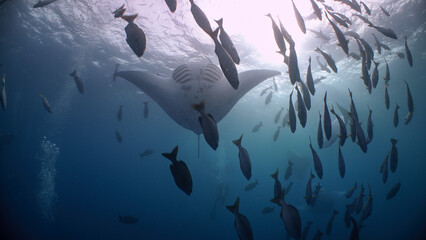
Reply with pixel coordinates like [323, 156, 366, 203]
[173, 65, 190, 81]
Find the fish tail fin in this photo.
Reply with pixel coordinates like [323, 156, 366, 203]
[310, 170, 315, 179]
[232, 134, 243, 147]
[271, 168, 278, 180]
[162, 146, 178, 163]
[191, 100, 205, 113]
[122, 14, 138, 23]
[113, 64, 120, 82]
[70, 70, 76, 77]
[390, 138, 398, 145]
[314, 47, 320, 52]
[215, 18, 223, 27]
[226, 197, 239, 214]
[211, 27, 219, 40]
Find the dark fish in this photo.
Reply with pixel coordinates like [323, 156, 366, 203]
[122, 14, 146, 58]
[262, 206, 275, 214]
[314, 76, 327, 84]
[344, 205, 352, 228]
[143, 101, 149, 118]
[115, 130, 122, 143]
[393, 104, 399, 128]
[308, 29, 330, 42]
[338, 146, 346, 178]
[299, 78, 311, 111]
[309, 0, 322, 20]
[315, 47, 337, 73]
[211, 28, 239, 89]
[372, 33, 382, 54]
[139, 149, 154, 159]
[350, 111, 368, 153]
[278, 18, 295, 49]
[284, 181, 293, 196]
[346, 182, 357, 199]
[354, 14, 372, 25]
[288, 91, 297, 133]
[69, 70, 84, 94]
[389, 138, 398, 172]
[284, 160, 293, 180]
[349, 217, 359, 240]
[164, 0, 177, 13]
[404, 80, 414, 124]
[371, 61, 379, 88]
[0, 74, 6, 111]
[112, 4, 126, 18]
[252, 121, 263, 132]
[306, 57, 315, 95]
[381, 42, 390, 50]
[369, 24, 398, 40]
[244, 179, 259, 191]
[381, 153, 389, 183]
[273, 126, 281, 142]
[215, 18, 240, 64]
[226, 197, 254, 240]
[326, 210, 339, 236]
[275, 107, 284, 124]
[119, 215, 138, 224]
[348, 89, 359, 122]
[334, 12, 352, 25]
[360, 185, 373, 221]
[271, 169, 283, 200]
[316, 56, 331, 73]
[33, 0, 58, 8]
[40, 93, 52, 113]
[162, 146, 193, 195]
[260, 86, 272, 96]
[309, 137, 323, 179]
[386, 182, 401, 200]
[385, 87, 390, 110]
[189, 0, 213, 36]
[360, 1, 371, 15]
[295, 85, 307, 128]
[380, 5, 390, 17]
[305, 171, 315, 205]
[291, 0, 306, 34]
[366, 107, 373, 144]
[117, 105, 123, 122]
[289, 44, 302, 85]
[311, 183, 321, 206]
[191, 100, 219, 150]
[317, 112, 323, 148]
[271, 188, 302, 239]
[349, 52, 361, 60]
[266, 14, 287, 57]
[396, 52, 405, 59]
[323, 92, 332, 140]
[358, 38, 374, 70]
[330, 106, 347, 146]
[361, 53, 372, 94]
[233, 135, 252, 180]
[326, 10, 349, 28]
[404, 36, 413, 67]
[265, 91, 273, 105]
[301, 220, 313, 240]
[355, 184, 365, 214]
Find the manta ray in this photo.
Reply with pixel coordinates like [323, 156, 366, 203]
[115, 62, 280, 135]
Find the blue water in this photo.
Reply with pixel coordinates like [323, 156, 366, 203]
[1, 0, 425, 239]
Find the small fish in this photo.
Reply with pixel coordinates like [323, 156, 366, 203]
[309, 137, 323, 179]
[371, 61, 379, 88]
[261, 206, 275, 214]
[309, 0, 322, 21]
[326, 210, 339, 236]
[265, 91, 273, 105]
[386, 182, 401, 200]
[270, 188, 302, 239]
[284, 160, 293, 180]
[381, 153, 389, 183]
[315, 47, 337, 73]
[358, 37, 374, 70]
[326, 10, 349, 28]
[354, 14, 372, 25]
[275, 107, 284, 124]
[211, 28, 239, 89]
[288, 44, 302, 85]
[226, 197, 254, 240]
[333, 12, 352, 25]
[366, 107, 373, 144]
[233, 135, 252, 180]
[317, 112, 323, 148]
[308, 29, 330, 42]
[252, 121, 263, 132]
[122, 14, 146, 58]
[244, 179, 259, 191]
[316, 56, 331, 73]
[298, 81, 311, 110]
[291, 0, 306, 34]
[389, 138, 398, 173]
[404, 80, 414, 124]
[191, 100, 219, 150]
[306, 57, 315, 95]
[350, 111, 368, 153]
[344, 205, 352, 228]
[282, 110, 289, 128]
[381, 43, 391, 50]
[139, 149, 154, 159]
[189, 0, 213, 36]
[380, 5, 390, 17]
[323, 92, 332, 140]
[348, 89, 359, 122]
[372, 33, 382, 54]
[305, 171, 315, 205]
[40, 93, 52, 113]
[0, 74, 6, 111]
[369, 24, 398, 40]
[301, 220, 313, 240]
[266, 14, 287, 57]
[349, 52, 361, 60]
[164, 0, 177, 13]
[33, 0, 58, 8]
[118, 215, 138, 224]
[360, 1, 371, 15]
[385, 87, 390, 110]
[260, 86, 272, 97]
[330, 106, 347, 146]
[393, 104, 400, 128]
[346, 182, 357, 199]
[349, 217, 359, 240]
[338, 146, 346, 178]
[117, 105, 123, 122]
[314, 76, 326, 84]
[404, 36, 413, 67]
[284, 181, 293, 196]
[311, 183, 321, 206]
[361, 55, 372, 94]
[162, 146, 193, 195]
[69, 70, 84, 94]
[273, 126, 281, 142]
[396, 52, 405, 59]
[288, 91, 297, 133]
[143, 101, 149, 118]
[115, 130, 122, 143]
[112, 4, 126, 18]
[360, 185, 373, 222]
[271, 168, 283, 200]
[278, 17, 295, 47]
[215, 18, 240, 65]
[295, 86, 307, 128]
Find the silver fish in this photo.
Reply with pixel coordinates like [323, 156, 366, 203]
[244, 179, 258, 191]
[404, 36, 413, 67]
[275, 106, 284, 124]
[346, 182, 357, 199]
[271, 169, 283, 200]
[354, 13, 372, 25]
[282, 109, 289, 128]
[338, 146, 346, 178]
[278, 18, 295, 47]
[295, 85, 307, 128]
[233, 135, 252, 180]
[309, 137, 323, 179]
[284, 181, 293, 196]
[162, 146, 193, 195]
[306, 57, 315, 95]
[386, 182, 401, 200]
[266, 14, 287, 57]
[396, 52, 405, 59]
[252, 121, 263, 132]
[323, 92, 332, 140]
[361, 53, 372, 94]
[380, 5, 391, 17]
[117, 105, 123, 122]
[404, 80, 414, 124]
[289, 45, 302, 85]
[326, 210, 339, 235]
[393, 104, 400, 128]
[299, 80, 311, 110]
[189, 0, 213, 36]
[317, 112, 323, 148]
[273, 76, 279, 91]
[305, 171, 315, 205]
[360, 1, 371, 15]
[291, 0, 306, 34]
[369, 24, 398, 40]
[284, 160, 293, 180]
[191, 100, 219, 150]
[330, 106, 347, 146]
[385, 87, 390, 110]
[40, 93, 52, 113]
[334, 12, 352, 25]
[371, 61, 379, 88]
[310, 0, 322, 20]
[226, 197, 254, 240]
[389, 138, 398, 172]
[359, 37, 374, 70]
[288, 91, 297, 133]
[381, 153, 389, 183]
[70, 70, 84, 94]
[372, 33, 382, 54]
[316, 56, 331, 73]
[315, 47, 337, 73]
[273, 126, 281, 142]
[381, 42, 390, 50]
[265, 91, 273, 105]
[0, 74, 6, 111]
[215, 18, 240, 64]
